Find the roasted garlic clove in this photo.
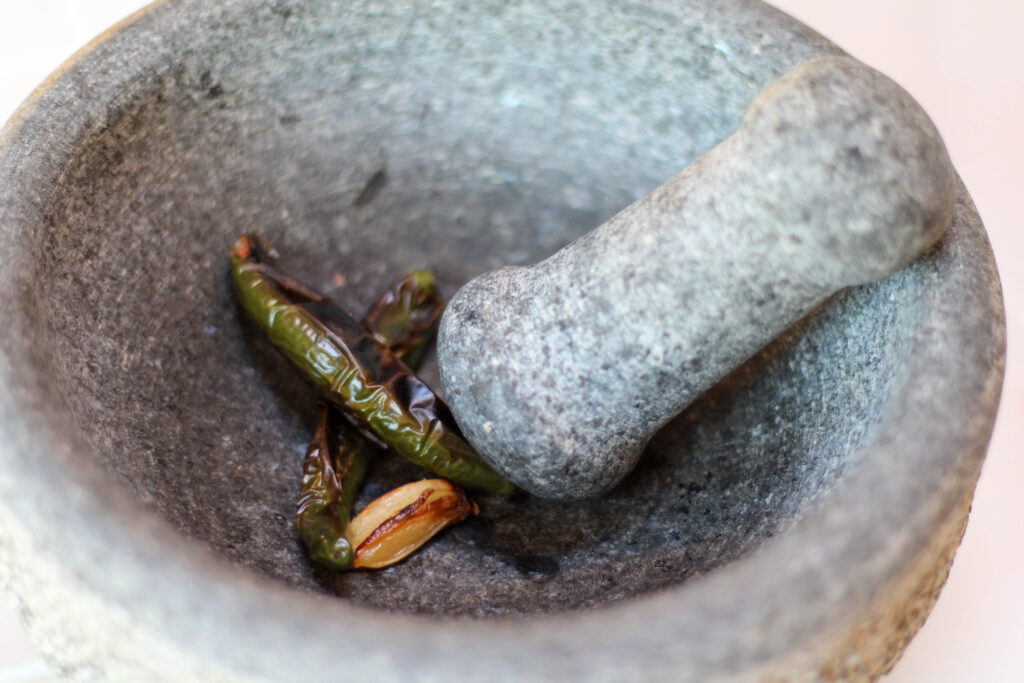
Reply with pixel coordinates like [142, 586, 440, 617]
[349, 479, 478, 569]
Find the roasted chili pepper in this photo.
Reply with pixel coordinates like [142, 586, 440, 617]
[296, 268, 446, 570]
[230, 234, 515, 496]
[296, 406, 371, 569]
[362, 270, 445, 370]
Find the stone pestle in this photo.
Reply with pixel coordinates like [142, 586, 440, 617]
[436, 56, 956, 500]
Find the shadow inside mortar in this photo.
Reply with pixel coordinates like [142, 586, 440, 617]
[304, 269, 907, 616]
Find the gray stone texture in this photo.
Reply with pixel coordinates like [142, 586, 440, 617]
[0, 0, 1004, 681]
[439, 56, 956, 499]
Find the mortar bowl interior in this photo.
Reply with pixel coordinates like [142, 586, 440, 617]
[0, 0, 1003, 679]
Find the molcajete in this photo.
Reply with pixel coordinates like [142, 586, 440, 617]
[0, 0, 1004, 680]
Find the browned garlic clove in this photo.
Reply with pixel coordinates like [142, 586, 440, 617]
[348, 479, 478, 569]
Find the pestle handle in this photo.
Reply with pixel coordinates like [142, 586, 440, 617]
[437, 56, 956, 500]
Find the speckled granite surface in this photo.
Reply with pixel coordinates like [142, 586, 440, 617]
[0, 0, 1004, 680]
[439, 56, 955, 499]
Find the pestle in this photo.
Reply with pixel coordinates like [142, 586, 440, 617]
[436, 56, 956, 500]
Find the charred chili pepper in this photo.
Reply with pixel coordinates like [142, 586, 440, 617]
[296, 406, 371, 569]
[229, 234, 515, 496]
[362, 269, 445, 370]
[296, 268, 446, 570]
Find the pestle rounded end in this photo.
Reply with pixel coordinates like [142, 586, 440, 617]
[735, 55, 956, 286]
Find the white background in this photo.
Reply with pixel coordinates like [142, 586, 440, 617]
[0, 1, 1020, 681]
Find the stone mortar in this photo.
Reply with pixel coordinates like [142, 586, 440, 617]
[0, 0, 1005, 681]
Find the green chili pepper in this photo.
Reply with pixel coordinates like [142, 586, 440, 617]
[363, 270, 445, 370]
[230, 234, 515, 496]
[296, 406, 370, 569]
[296, 268, 447, 570]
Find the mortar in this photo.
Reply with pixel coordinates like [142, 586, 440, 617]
[0, 0, 1005, 680]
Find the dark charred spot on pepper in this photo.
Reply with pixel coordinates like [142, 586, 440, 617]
[363, 270, 445, 366]
[255, 264, 332, 304]
[301, 299, 391, 377]
[230, 233, 278, 265]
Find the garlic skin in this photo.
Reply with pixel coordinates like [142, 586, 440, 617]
[349, 479, 478, 569]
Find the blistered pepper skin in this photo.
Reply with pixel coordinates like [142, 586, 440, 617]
[296, 268, 448, 570]
[363, 270, 445, 369]
[296, 407, 370, 569]
[230, 235, 515, 497]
